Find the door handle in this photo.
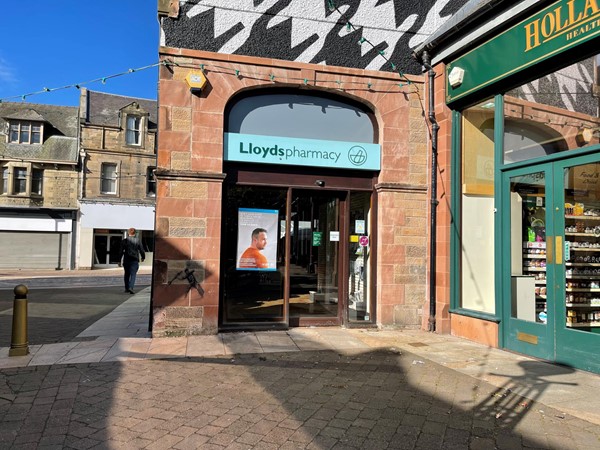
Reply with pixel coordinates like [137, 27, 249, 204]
[555, 235, 563, 265]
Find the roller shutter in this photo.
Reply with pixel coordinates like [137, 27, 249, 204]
[0, 232, 69, 269]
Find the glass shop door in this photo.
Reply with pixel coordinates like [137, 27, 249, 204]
[554, 156, 600, 373]
[221, 186, 288, 328]
[288, 190, 343, 326]
[93, 232, 123, 267]
[220, 186, 344, 329]
[503, 164, 556, 360]
[503, 155, 600, 372]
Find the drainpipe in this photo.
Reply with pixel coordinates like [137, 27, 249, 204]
[75, 95, 84, 270]
[421, 51, 439, 332]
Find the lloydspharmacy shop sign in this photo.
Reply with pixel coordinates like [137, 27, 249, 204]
[446, 0, 600, 103]
[224, 133, 381, 171]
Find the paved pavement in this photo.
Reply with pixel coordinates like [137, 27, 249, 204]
[1, 274, 600, 449]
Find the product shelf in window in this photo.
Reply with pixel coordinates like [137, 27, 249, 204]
[523, 241, 546, 249]
[566, 322, 600, 328]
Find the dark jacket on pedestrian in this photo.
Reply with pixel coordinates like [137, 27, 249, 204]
[120, 236, 145, 263]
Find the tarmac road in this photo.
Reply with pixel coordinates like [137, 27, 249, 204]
[0, 274, 152, 290]
[0, 277, 151, 346]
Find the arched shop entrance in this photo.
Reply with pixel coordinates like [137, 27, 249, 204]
[220, 89, 379, 330]
[153, 50, 427, 338]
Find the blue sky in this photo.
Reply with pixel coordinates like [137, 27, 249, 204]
[0, 1, 159, 106]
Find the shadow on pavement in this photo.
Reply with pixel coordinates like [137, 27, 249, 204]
[0, 245, 596, 448]
[2, 345, 595, 449]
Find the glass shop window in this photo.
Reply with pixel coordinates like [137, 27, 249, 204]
[226, 88, 376, 144]
[141, 230, 155, 252]
[504, 53, 600, 163]
[459, 99, 496, 314]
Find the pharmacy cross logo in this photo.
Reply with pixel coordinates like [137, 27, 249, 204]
[348, 146, 367, 166]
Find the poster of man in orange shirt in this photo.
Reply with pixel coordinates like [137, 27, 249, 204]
[236, 208, 278, 271]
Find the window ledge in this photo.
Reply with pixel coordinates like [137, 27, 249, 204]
[7, 142, 42, 146]
[449, 308, 500, 323]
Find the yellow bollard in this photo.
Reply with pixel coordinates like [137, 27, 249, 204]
[9, 284, 29, 357]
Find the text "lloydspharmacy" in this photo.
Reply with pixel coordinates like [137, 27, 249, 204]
[239, 142, 341, 163]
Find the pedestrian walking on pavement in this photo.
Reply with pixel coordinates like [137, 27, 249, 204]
[119, 227, 145, 294]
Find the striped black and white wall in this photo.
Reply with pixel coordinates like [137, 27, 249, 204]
[160, 0, 468, 75]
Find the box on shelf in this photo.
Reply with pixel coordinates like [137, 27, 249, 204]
[523, 241, 546, 249]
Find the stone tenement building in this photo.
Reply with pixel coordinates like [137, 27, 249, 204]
[0, 91, 158, 270]
[77, 89, 157, 269]
[0, 102, 79, 269]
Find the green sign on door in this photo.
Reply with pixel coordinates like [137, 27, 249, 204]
[312, 231, 323, 246]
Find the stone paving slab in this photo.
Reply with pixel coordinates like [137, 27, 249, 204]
[28, 341, 80, 367]
[186, 335, 227, 357]
[222, 332, 263, 355]
[287, 328, 337, 351]
[255, 330, 300, 353]
[1, 349, 599, 449]
[147, 337, 188, 359]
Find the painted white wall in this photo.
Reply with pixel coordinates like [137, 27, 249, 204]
[0, 216, 72, 232]
[77, 204, 155, 269]
[461, 194, 495, 314]
[79, 203, 155, 229]
[77, 227, 95, 269]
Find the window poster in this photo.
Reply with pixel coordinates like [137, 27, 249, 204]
[312, 231, 323, 247]
[236, 208, 278, 271]
[355, 220, 365, 234]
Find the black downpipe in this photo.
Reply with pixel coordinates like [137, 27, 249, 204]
[421, 51, 439, 332]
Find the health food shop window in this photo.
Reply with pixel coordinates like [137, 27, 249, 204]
[504, 53, 600, 163]
[460, 99, 496, 314]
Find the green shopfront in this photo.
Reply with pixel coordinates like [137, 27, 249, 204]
[420, 0, 600, 373]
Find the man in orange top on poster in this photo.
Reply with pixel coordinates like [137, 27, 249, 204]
[239, 227, 269, 269]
